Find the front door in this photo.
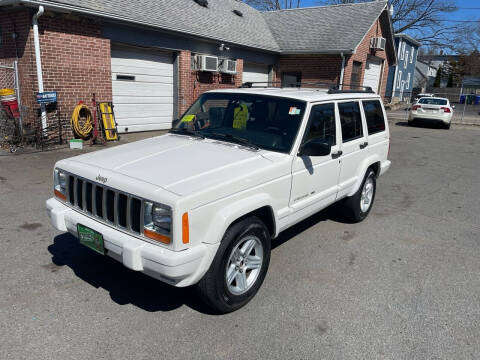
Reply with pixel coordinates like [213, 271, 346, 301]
[290, 103, 341, 214]
[337, 100, 368, 199]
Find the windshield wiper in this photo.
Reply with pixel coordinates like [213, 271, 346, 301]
[169, 128, 205, 139]
[206, 132, 259, 150]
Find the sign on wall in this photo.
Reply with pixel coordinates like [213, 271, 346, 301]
[36, 91, 57, 104]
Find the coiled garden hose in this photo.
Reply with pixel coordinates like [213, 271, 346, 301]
[71, 104, 93, 139]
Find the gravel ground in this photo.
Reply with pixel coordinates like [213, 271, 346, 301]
[1, 123, 479, 359]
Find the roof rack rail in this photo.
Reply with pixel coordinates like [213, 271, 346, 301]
[328, 84, 374, 94]
[239, 81, 375, 94]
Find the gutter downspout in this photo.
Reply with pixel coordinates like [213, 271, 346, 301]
[32, 6, 47, 133]
[339, 53, 345, 90]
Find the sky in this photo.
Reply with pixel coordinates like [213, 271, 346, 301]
[300, 0, 480, 22]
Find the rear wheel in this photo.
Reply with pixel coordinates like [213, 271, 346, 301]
[196, 216, 271, 313]
[343, 169, 377, 222]
[444, 122, 451, 129]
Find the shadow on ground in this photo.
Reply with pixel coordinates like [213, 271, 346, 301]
[395, 121, 449, 129]
[48, 204, 347, 314]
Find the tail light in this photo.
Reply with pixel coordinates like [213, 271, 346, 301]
[441, 107, 451, 113]
[412, 105, 421, 111]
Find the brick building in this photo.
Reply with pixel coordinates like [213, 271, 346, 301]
[0, 0, 396, 136]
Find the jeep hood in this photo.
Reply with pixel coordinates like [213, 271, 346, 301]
[68, 134, 275, 196]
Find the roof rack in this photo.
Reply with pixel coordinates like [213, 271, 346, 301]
[240, 81, 374, 94]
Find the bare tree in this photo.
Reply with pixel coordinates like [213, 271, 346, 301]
[242, 0, 301, 11]
[316, 0, 469, 50]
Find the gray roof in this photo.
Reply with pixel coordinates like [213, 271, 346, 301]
[9, 0, 392, 55]
[395, 33, 422, 47]
[262, 1, 389, 53]
[16, 0, 280, 52]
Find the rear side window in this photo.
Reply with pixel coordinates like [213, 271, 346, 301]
[303, 103, 336, 146]
[363, 100, 386, 135]
[338, 101, 363, 142]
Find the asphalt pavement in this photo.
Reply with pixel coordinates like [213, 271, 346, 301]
[1, 123, 479, 359]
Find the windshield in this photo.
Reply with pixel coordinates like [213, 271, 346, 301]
[418, 98, 448, 105]
[173, 93, 306, 153]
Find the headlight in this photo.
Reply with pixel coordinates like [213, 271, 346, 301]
[54, 169, 67, 201]
[143, 201, 171, 244]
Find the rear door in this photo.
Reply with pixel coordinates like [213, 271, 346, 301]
[290, 103, 341, 213]
[361, 99, 389, 160]
[337, 100, 368, 199]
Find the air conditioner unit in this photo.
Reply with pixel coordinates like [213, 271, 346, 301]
[370, 37, 386, 51]
[219, 59, 237, 74]
[194, 55, 218, 72]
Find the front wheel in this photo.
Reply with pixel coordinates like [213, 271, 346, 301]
[343, 169, 377, 223]
[196, 216, 271, 313]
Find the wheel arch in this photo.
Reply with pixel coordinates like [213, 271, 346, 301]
[347, 156, 381, 197]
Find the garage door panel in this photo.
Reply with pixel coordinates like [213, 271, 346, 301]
[113, 95, 174, 105]
[112, 73, 174, 84]
[363, 57, 383, 93]
[113, 103, 173, 117]
[111, 44, 174, 133]
[243, 62, 269, 84]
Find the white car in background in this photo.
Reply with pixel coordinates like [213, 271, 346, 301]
[409, 97, 454, 129]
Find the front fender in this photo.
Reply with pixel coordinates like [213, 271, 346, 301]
[192, 193, 275, 245]
[347, 154, 381, 197]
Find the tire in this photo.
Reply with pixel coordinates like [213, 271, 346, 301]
[343, 168, 377, 223]
[444, 122, 451, 129]
[196, 216, 271, 313]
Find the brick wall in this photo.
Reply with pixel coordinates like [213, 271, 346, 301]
[1, 10, 112, 139]
[273, 54, 342, 86]
[343, 17, 390, 98]
[178, 50, 243, 116]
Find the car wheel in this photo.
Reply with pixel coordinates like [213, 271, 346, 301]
[408, 120, 414, 126]
[344, 168, 376, 223]
[444, 123, 451, 129]
[196, 216, 271, 313]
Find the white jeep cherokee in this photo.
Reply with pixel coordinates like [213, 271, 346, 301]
[47, 86, 391, 313]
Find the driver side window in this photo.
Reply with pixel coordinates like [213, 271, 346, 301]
[302, 103, 336, 146]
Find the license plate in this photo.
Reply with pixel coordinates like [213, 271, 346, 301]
[77, 224, 105, 255]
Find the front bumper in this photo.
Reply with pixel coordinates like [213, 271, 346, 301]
[46, 198, 218, 287]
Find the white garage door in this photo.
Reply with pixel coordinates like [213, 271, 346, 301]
[111, 44, 174, 133]
[363, 57, 383, 93]
[243, 62, 270, 84]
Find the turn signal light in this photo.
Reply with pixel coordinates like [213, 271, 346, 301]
[182, 212, 189, 244]
[54, 189, 67, 201]
[144, 228, 171, 244]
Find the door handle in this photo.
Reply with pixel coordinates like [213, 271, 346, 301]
[359, 142, 368, 149]
[331, 150, 343, 159]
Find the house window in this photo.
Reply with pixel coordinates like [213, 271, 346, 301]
[410, 49, 415, 63]
[400, 42, 405, 60]
[351, 61, 362, 88]
[406, 73, 411, 89]
[404, 51, 408, 69]
[397, 70, 402, 89]
[281, 72, 301, 87]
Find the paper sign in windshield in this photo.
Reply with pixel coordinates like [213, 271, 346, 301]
[181, 114, 195, 123]
[288, 107, 301, 115]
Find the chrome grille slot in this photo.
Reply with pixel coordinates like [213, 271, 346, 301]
[68, 176, 75, 205]
[63, 173, 146, 242]
[106, 190, 115, 222]
[130, 198, 142, 233]
[85, 182, 93, 213]
[95, 186, 103, 218]
[76, 179, 84, 210]
[118, 194, 128, 227]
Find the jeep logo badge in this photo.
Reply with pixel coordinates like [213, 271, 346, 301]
[96, 175, 108, 184]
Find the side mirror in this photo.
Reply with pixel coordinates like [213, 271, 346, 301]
[299, 139, 332, 157]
